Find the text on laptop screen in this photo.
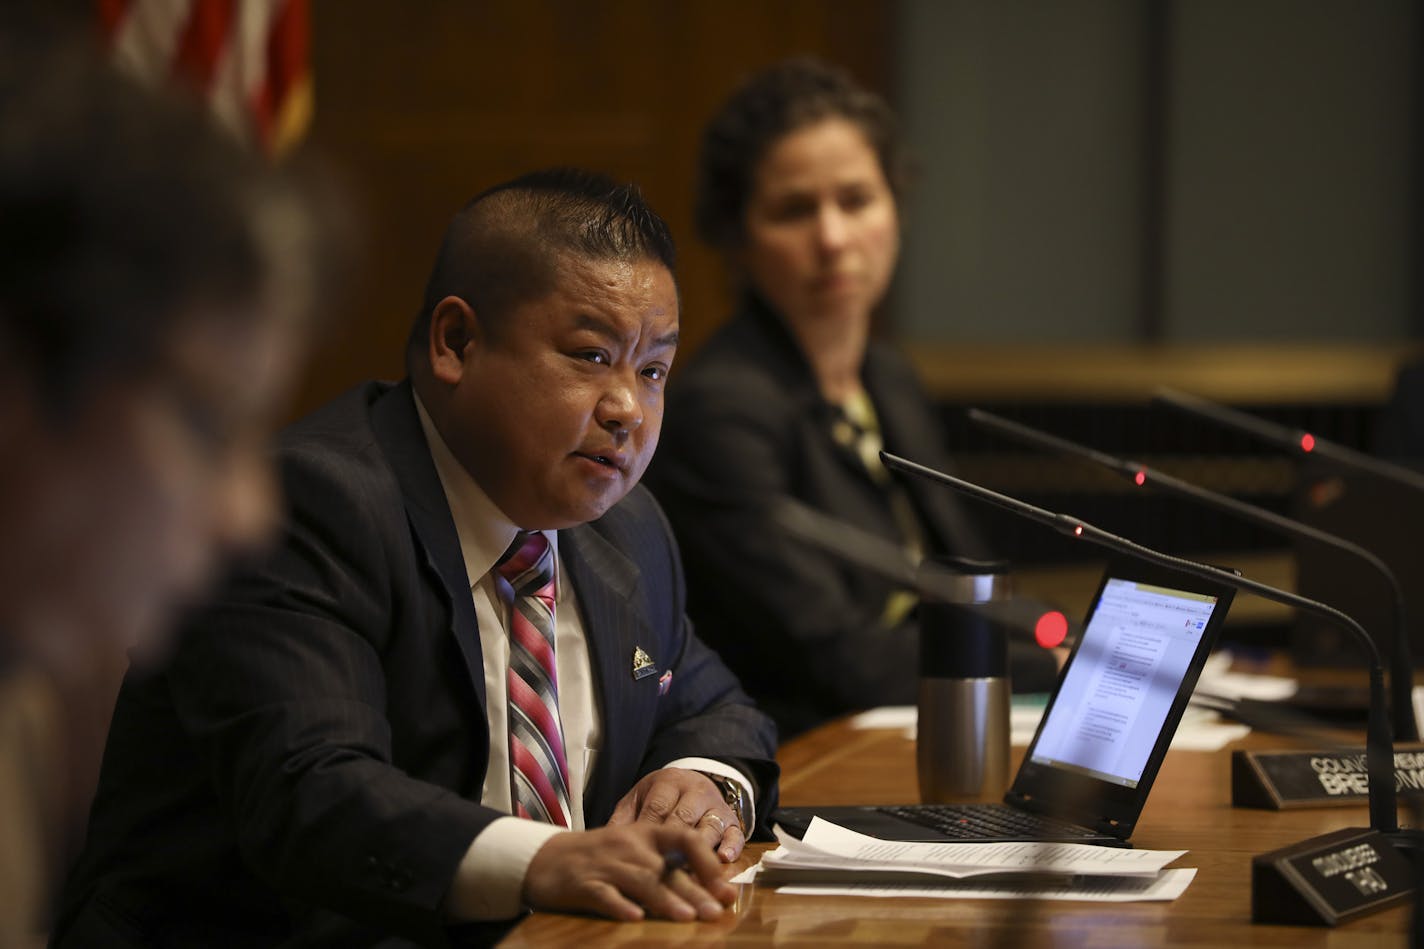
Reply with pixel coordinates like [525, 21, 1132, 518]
[1028, 578, 1220, 788]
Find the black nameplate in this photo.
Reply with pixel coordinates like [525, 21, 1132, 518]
[1252, 827, 1413, 926]
[1232, 745, 1424, 810]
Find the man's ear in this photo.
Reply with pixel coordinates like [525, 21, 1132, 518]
[428, 295, 480, 385]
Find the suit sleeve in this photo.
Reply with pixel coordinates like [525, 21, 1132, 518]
[164, 443, 501, 943]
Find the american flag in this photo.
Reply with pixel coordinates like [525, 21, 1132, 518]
[98, 0, 311, 157]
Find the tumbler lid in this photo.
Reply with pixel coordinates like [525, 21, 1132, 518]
[916, 555, 1012, 605]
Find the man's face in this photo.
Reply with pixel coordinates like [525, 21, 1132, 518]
[440, 256, 679, 529]
[0, 306, 301, 665]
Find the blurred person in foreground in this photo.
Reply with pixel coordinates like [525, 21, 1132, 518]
[55, 169, 778, 947]
[645, 58, 1057, 739]
[0, 38, 326, 945]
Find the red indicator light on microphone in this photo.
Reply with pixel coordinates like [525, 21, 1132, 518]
[1035, 611, 1069, 649]
[1073, 525, 1084, 537]
[1300, 432, 1316, 453]
[1133, 469, 1146, 486]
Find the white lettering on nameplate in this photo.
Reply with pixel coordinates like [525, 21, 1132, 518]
[1311, 843, 1379, 878]
[1309, 754, 1424, 795]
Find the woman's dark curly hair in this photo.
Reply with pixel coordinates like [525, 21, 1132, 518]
[694, 56, 904, 252]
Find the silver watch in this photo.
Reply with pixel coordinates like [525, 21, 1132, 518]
[697, 771, 751, 834]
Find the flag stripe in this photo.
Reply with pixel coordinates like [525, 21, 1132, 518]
[208, 0, 273, 147]
[171, 0, 233, 92]
[99, 0, 311, 156]
[254, 0, 310, 151]
[108, 0, 190, 85]
[98, 0, 134, 34]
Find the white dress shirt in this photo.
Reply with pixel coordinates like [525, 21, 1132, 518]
[413, 396, 754, 920]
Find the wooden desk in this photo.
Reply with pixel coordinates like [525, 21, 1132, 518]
[501, 719, 1411, 946]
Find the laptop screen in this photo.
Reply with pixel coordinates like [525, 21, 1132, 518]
[1028, 579, 1222, 787]
[1008, 557, 1236, 837]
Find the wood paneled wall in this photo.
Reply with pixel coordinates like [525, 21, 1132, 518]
[296, 0, 894, 415]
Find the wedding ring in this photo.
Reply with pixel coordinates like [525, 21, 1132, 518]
[701, 812, 727, 834]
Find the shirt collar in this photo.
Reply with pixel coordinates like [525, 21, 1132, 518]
[413, 391, 559, 590]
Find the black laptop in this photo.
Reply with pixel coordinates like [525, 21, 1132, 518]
[774, 556, 1237, 847]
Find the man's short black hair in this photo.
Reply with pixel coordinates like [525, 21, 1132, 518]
[0, 37, 325, 417]
[407, 168, 677, 370]
[695, 57, 904, 252]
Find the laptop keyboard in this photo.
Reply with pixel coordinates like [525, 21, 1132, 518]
[877, 804, 1104, 841]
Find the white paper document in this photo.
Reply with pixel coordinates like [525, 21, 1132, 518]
[738, 818, 1194, 903]
[1194, 650, 1297, 702]
[849, 705, 916, 730]
[774, 867, 1197, 902]
[759, 818, 1184, 882]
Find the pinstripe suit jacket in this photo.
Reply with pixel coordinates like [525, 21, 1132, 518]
[54, 380, 778, 948]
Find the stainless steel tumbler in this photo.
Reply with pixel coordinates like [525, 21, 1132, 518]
[916, 558, 1012, 803]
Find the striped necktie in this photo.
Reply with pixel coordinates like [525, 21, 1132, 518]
[495, 531, 571, 827]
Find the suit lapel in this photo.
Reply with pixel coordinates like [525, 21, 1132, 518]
[369, 382, 487, 713]
[560, 523, 655, 823]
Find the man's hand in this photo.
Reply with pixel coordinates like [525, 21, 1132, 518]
[607, 768, 745, 862]
[522, 823, 735, 922]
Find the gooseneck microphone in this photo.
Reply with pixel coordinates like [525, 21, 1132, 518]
[769, 495, 1074, 643]
[965, 407, 1419, 742]
[1153, 387, 1424, 495]
[879, 449, 1400, 838]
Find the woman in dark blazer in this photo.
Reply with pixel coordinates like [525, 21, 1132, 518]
[646, 58, 1054, 738]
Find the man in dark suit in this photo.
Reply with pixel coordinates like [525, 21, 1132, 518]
[55, 170, 779, 947]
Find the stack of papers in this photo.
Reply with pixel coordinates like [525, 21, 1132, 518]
[733, 818, 1195, 903]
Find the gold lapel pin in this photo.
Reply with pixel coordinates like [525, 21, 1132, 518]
[631, 646, 657, 680]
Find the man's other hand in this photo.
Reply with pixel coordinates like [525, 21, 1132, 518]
[522, 823, 735, 922]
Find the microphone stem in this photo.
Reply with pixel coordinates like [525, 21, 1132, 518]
[1154, 387, 1424, 494]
